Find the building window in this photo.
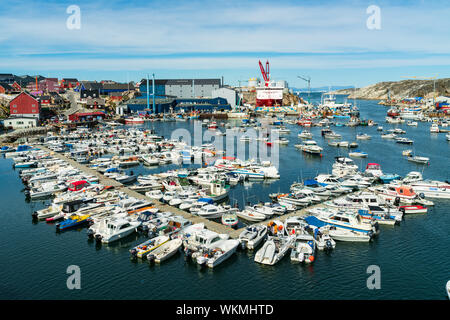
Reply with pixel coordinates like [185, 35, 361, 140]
[32, 104, 35, 108]
[13, 104, 17, 108]
[32, 109, 36, 113]
[13, 110, 17, 113]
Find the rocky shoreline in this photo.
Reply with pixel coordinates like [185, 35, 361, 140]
[332, 78, 450, 100]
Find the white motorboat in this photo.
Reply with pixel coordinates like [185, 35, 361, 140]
[305, 217, 373, 242]
[115, 173, 137, 184]
[254, 235, 294, 265]
[307, 225, 336, 251]
[407, 155, 430, 164]
[162, 190, 177, 203]
[381, 133, 397, 139]
[349, 150, 368, 158]
[289, 187, 322, 203]
[195, 238, 240, 268]
[356, 133, 371, 140]
[92, 218, 141, 244]
[33, 204, 62, 220]
[273, 138, 289, 145]
[141, 155, 160, 166]
[298, 131, 313, 139]
[295, 140, 323, 154]
[285, 216, 308, 236]
[340, 175, 371, 189]
[306, 210, 378, 238]
[430, 123, 439, 133]
[290, 234, 316, 264]
[197, 204, 235, 219]
[369, 185, 420, 204]
[236, 208, 266, 222]
[130, 235, 170, 259]
[147, 238, 182, 263]
[395, 137, 414, 144]
[239, 225, 267, 250]
[28, 182, 67, 199]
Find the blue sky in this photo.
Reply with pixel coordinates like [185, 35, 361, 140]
[1, 0, 449, 88]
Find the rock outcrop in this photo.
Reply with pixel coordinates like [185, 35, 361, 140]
[332, 78, 450, 100]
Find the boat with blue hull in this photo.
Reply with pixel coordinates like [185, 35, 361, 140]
[379, 174, 401, 184]
[56, 214, 92, 232]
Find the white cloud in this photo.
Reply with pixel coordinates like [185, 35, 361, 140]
[0, 0, 449, 79]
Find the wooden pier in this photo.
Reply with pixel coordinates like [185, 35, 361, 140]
[38, 145, 243, 238]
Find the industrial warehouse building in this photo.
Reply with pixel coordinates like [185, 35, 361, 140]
[139, 79, 221, 99]
[125, 97, 231, 114]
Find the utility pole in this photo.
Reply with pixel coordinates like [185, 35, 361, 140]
[152, 73, 155, 114]
[146, 74, 149, 111]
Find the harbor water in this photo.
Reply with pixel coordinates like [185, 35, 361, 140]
[1, 97, 449, 300]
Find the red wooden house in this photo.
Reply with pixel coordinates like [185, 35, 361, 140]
[9, 92, 41, 119]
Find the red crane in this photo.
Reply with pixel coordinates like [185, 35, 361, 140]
[258, 60, 270, 87]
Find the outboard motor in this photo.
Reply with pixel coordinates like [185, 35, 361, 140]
[240, 241, 247, 250]
[31, 211, 38, 219]
[325, 239, 333, 251]
[419, 193, 425, 199]
[147, 254, 156, 264]
[94, 234, 102, 243]
[130, 249, 138, 259]
[393, 197, 400, 207]
[184, 248, 192, 259]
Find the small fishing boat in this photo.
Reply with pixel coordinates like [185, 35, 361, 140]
[381, 133, 397, 139]
[356, 133, 371, 140]
[254, 235, 294, 265]
[238, 225, 267, 250]
[33, 204, 62, 220]
[298, 131, 313, 139]
[398, 205, 427, 214]
[125, 117, 144, 125]
[130, 235, 170, 259]
[147, 238, 182, 263]
[290, 234, 316, 264]
[56, 214, 91, 231]
[145, 190, 164, 201]
[430, 123, 439, 133]
[407, 155, 430, 164]
[195, 238, 240, 268]
[395, 137, 414, 144]
[379, 173, 401, 184]
[236, 209, 266, 222]
[349, 150, 368, 158]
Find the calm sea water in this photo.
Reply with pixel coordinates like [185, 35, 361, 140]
[1, 96, 449, 300]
